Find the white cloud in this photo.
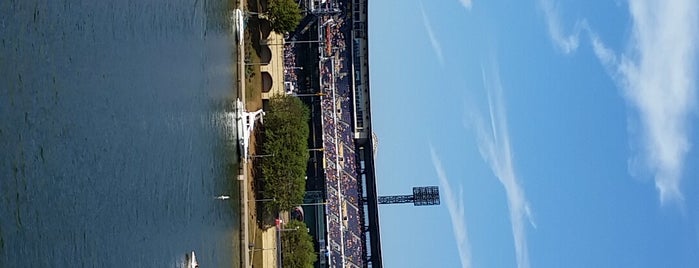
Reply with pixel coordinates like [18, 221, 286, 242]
[418, 0, 444, 65]
[589, 31, 617, 72]
[474, 64, 534, 268]
[459, 0, 473, 10]
[589, 0, 698, 204]
[539, 0, 584, 54]
[429, 145, 472, 268]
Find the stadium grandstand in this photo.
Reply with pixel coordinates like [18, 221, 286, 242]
[279, 0, 383, 267]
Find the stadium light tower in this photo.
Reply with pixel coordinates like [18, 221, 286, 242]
[378, 186, 440, 206]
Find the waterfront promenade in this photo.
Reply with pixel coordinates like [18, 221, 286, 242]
[235, 1, 288, 267]
[235, 0, 251, 267]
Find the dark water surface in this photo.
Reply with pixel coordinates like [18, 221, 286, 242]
[0, 0, 241, 267]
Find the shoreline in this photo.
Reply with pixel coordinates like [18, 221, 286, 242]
[235, 0, 278, 267]
[234, 0, 251, 267]
[235, 1, 266, 268]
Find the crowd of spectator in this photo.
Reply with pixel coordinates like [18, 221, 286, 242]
[283, 43, 300, 94]
[315, 2, 365, 267]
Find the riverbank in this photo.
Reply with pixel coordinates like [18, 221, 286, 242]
[235, 0, 270, 267]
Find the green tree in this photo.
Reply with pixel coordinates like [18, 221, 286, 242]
[267, 0, 302, 33]
[260, 95, 309, 213]
[281, 220, 317, 268]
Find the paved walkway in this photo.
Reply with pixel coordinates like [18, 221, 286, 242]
[236, 0, 251, 268]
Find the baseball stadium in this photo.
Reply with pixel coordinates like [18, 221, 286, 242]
[267, 0, 440, 267]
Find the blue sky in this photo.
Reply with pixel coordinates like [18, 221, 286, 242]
[368, 0, 699, 267]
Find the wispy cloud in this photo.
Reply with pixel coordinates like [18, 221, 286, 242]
[539, 0, 584, 54]
[589, 0, 698, 204]
[459, 0, 473, 11]
[429, 145, 472, 268]
[474, 64, 535, 268]
[588, 31, 617, 72]
[418, 0, 444, 65]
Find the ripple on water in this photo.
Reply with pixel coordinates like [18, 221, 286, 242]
[1, 224, 4, 249]
[1, 0, 241, 266]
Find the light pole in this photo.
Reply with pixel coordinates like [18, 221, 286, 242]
[288, 40, 322, 45]
[250, 153, 274, 159]
[248, 198, 275, 203]
[292, 92, 325, 97]
[265, 40, 322, 46]
[251, 247, 276, 252]
[275, 222, 300, 268]
[295, 202, 327, 206]
[278, 226, 300, 232]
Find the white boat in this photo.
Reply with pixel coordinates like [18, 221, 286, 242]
[235, 98, 265, 162]
[188, 251, 199, 268]
[235, 9, 245, 46]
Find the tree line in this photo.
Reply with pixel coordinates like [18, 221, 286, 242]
[258, 95, 316, 268]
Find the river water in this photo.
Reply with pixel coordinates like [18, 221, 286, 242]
[0, 0, 241, 267]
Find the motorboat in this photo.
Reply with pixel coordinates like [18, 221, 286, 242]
[235, 98, 265, 162]
[188, 251, 199, 268]
[235, 9, 244, 46]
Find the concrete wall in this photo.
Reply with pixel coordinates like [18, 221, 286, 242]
[260, 32, 286, 100]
